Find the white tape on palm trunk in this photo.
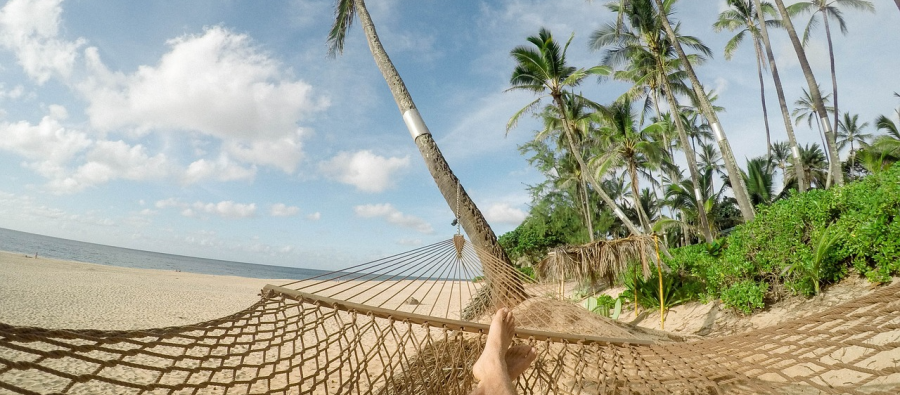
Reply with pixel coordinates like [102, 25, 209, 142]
[694, 188, 703, 202]
[402, 108, 431, 139]
[614, 207, 625, 218]
[820, 116, 831, 133]
[792, 145, 801, 159]
[712, 122, 724, 142]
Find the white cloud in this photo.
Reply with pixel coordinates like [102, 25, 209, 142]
[397, 238, 422, 247]
[224, 129, 308, 173]
[354, 203, 433, 234]
[155, 198, 257, 219]
[79, 26, 328, 143]
[192, 201, 256, 218]
[46, 140, 172, 194]
[183, 156, 256, 184]
[319, 150, 410, 193]
[306, 212, 321, 221]
[0, 0, 84, 84]
[270, 203, 299, 217]
[0, 112, 91, 169]
[484, 203, 526, 226]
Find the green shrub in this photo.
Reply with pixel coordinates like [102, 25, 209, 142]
[721, 280, 768, 314]
[517, 266, 536, 280]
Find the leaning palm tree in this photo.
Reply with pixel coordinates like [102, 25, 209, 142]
[714, 0, 782, 157]
[789, 0, 875, 139]
[772, 0, 844, 187]
[650, 0, 757, 221]
[327, 0, 523, 301]
[506, 28, 643, 235]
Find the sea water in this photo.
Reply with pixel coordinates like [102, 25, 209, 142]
[0, 227, 331, 280]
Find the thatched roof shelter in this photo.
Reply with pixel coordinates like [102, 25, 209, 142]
[536, 235, 667, 285]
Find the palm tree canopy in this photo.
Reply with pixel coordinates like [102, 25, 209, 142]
[713, 0, 782, 60]
[788, 0, 875, 46]
[507, 28, 610, 132]
[792, 85, 834, 128]
[327, 0, 357, 57]
[836, 112, 872, 154]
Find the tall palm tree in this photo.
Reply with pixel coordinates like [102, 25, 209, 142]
[506, 28, 641, 235]
[714, 0, 781, 157]
[793, 86, 834, 158]
[698, 141, 724, 195]
[745, 0, 808, 192]
[327, 0, 523, 300]
[592, 101, 664, 233]
[789, 0, 875, 140]
[836, 112, 872, 160]
[770, 141, 792, 182]
[535, 98, 599, 241]
[650, 0, 757, 221]
[772, 0, 844, 187]
[592, 0, 715, 242]
[837, 112, 872, 179]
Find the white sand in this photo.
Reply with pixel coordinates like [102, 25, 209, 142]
[0, 250, 286, 330]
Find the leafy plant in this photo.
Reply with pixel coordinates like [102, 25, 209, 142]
[782, 222, 841, 295]
[585, 294, 622, 319]
[620, 267, 700, 311]
[721, 280, 768, 315]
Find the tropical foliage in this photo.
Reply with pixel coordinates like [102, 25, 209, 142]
[493, 0, 896, 315]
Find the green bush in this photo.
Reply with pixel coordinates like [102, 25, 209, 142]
[721, 280, 768, 315]
[663, 165, 900, 314]
[517, 266, 536, 280]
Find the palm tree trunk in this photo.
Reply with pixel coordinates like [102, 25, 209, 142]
[659, 73, 714, 244]
[652, 0, 756, 222]
[772, 0, 844, 187]
[896, 0, 900, 13]
[353, 0, 525, 303]
[753, 38, 772, 159]
[822, 14, 840, 159]
[550, 94, 644, 236]
[581, 178, 595, 242]
[628, 160, 652, 233]
[752, 0, 807, 192]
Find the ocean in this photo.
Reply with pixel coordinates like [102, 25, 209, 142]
[0, 227, 331, 280]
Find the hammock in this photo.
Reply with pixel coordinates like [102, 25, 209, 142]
[1, 235, 898, 394]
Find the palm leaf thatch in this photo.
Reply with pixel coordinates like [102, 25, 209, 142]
[537, 235, 664, 286]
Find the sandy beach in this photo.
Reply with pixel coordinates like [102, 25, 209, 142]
[3, 250, 897, 394]
[0, 250, 286, 330]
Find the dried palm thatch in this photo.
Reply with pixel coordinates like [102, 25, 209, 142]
[537, 235, 664, 286]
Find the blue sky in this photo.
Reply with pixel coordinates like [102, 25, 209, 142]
[0, 0, 897, 270]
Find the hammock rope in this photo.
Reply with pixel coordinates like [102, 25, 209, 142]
[1, 236, 899, 394]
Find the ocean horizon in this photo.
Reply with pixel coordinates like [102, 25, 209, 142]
[0, 227, 331, 280]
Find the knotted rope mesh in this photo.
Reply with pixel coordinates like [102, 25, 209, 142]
[1, 236, 899, 394]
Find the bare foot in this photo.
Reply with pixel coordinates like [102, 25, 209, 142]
[505, 345, 536, 380]
[472, 308, 515, 382]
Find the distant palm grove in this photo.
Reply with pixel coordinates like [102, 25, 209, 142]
[499, 0, 899, 266]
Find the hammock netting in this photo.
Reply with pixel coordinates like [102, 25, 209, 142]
[1, 235, 899, 394]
